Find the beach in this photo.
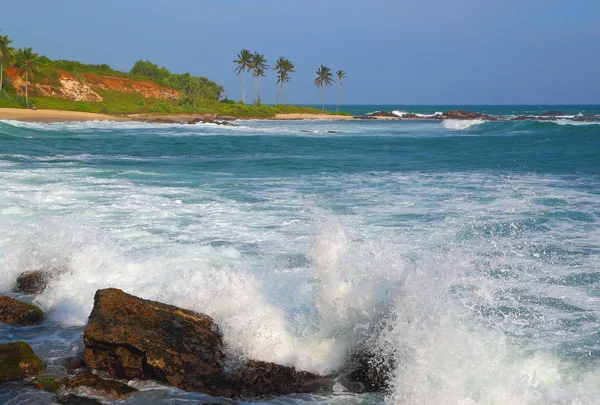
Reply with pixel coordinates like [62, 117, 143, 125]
[0, 108, 358, 123]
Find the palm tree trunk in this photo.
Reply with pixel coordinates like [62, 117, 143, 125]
[284, 83, 287, 104]
[275, 84, 280, 105]
[25, 70, 29, 109]
[1, 60, 3, 91]
[241, 70, 246, 104]
[321, 86, 325, 112]
[336, 83, 341, 113]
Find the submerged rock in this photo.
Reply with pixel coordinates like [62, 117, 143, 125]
[0, 296, 44, 325]
[15, 270, 51, 294]
[30, 372, 137, 400]
[63, 356, 85, 374]
[66, 371, 138, 400]
[0, 341, 44, 382]
[83, 288, 332, 397]
[56, 395, 103, 405]
[345, 349, 394, 393]
[231, 360, 334, 397]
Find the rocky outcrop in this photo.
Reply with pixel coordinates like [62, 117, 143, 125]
[15, 270, 51, 294]
[83, 288, 333, 398]
[0, 296, 44, 325]
[56, 395, 103, 405]
[345, 349, 394, 393]
[370, 111, 400, 118]
[0, 342, 44, 382]
[85, 75, 179, 100]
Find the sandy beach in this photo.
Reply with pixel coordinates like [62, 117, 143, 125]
[0, 108, 129, 123]
[274, 113, 354, 120]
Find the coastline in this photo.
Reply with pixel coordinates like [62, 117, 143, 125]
[0, 108, 130, 123]
[0, 108, 358, 123]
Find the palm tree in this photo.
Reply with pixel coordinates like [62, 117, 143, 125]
[273, 57, 286, 105]
[314, 65, 334, 112]
[282, 59, 295, 104]
[233, 49, 252, 104]
[0, 34, 15, 91]
[335, 70, 346, 113]
[15, 47, 39, 109]
[251, 52, 267, 105]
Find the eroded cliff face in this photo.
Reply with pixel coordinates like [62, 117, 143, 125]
[6, 68, 179, 102]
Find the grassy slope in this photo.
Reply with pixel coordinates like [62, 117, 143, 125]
[1, 60, 349, 118]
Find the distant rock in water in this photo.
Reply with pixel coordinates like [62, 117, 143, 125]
[0, 296, 44, 325]
[0, 342, 44, 382]
[15, 270, 51, 295]
[443, 110, 484, 119]
[83, 288, 333, 397]
[540, 111, 566, 117]
[370, 111, 400, 118]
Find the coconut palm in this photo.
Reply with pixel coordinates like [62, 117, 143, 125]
[251, 52, 267, 104]
[335, 70, 346, 113]
[282, 59, 295, 104]
[273, 57, 287, 105]
[233, 49, 252, 104]
[15, 47, 39, 109]
[314, 65, 334, 112]
[0, 34, 15, 91]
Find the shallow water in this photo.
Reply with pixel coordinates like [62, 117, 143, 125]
[1, 109, 599, 404]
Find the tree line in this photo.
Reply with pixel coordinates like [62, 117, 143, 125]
[0, 32, 39, 109]
[234, 50, 346, 112]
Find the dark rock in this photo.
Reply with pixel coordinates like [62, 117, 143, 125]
[15, 270, 51, 294]
[353, 115, 376, 120]
[345, 349, 394, 393]
[326, 130, 339, 134]
[232, 360, 334, 397]
[63, 356, 85, 374]
[443, 110, 484, 120]
[148, 118, 180, 124]
[370, 111, 399, 118]
[0, 296, 44, 325]
[512, 115, 529, 121]
[83, 288, 234, 397]
[56, 395, 103, 405]
[540, 111, 566, 116]
[65, 371, 137, 400]
[400, 113, 419, 119]
[83, 288, 332, 398]
[0, 341, 44, 382]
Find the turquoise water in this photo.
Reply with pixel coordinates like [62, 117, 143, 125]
[0, 107, 599, 404]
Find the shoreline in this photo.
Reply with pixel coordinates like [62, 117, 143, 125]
[0, 108, 359, 123]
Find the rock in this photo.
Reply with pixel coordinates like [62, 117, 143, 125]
[63, 356, 85, 374]
[29, 375, 63, 393]
[0, 341, 44, 382]
[65, 371, 137, 400]
[83, 288, 332, 397]
[83, 288, 233, 397]
[326, 130, 339, 134]
[15, 270, 51, 294]
[232, 360, 334, 397]
[29, 372, 137, 400]
[443, 110, 484, 120]
[56, 395, 103, 405]
[512, 115, 529, 121]
[370, 111, 398, 118]
[540, 111, 566, 116]
[345, 349, 394, 393]
[353, 115, 376, 120]
[0, 296, 44, 325]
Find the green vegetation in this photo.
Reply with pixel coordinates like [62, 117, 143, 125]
[0, 30, 350, 117]
[30, 376, 63, 393]
[233, 49, 252, 104]
[315, 65, 334, 112]
[15, 47, 40, 109]
[0, 32, 14, 90]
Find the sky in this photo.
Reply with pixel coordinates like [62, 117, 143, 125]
[1, 0, 599, 105]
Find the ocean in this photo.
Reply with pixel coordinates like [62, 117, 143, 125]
[1, 105, 599, 404]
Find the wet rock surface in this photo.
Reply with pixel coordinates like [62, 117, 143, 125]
[83, 288, 333, 398]
[15, 270, 51, 295]
[0, 341, 44, 382]
[0, 296, 44, 325]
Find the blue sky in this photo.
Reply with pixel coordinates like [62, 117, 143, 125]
[1, 0, 599, 104]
